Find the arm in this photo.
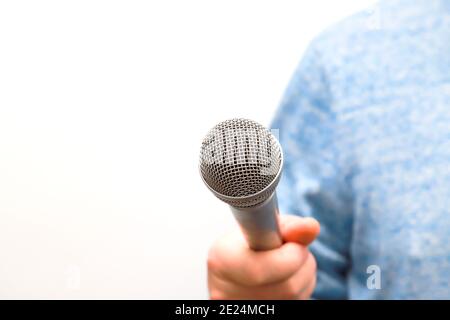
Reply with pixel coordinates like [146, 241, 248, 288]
[271, 40, 353, 299]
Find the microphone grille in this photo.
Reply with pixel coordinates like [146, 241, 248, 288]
[199, 118, 283, 208]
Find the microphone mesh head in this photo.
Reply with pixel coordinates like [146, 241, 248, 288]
[199, 118, 283, 208]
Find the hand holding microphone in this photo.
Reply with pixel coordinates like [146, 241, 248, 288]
[207, 215, 319, 300]
[199, 119, 320, 299]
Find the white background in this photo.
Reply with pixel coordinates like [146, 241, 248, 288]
[0, 0, 375, 299]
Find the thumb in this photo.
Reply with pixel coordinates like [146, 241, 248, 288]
[279, 214, 320, 246]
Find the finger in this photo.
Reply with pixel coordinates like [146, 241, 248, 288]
[209, 232, 309, 286]
[209, 251, 317, 300]
[279, 215, 320, 246]
[253, 251, 316, 300]
[209, 272, 281, 300]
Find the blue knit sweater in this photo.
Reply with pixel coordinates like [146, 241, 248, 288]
[271, 0, 450, 299]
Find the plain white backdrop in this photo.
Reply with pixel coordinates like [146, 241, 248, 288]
[0, 1, 375, 299]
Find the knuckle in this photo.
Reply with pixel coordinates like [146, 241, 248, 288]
[295, 245, 308, 266]
[301, 244, 310, 258]
[206, 255, 217, 272]
[207, 245, 223, 273]
[288, 243, 306, 266]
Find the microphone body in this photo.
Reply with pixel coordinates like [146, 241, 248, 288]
[230, 192, 282, 250]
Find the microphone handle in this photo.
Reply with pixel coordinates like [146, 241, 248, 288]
[230, 192, 283, 251]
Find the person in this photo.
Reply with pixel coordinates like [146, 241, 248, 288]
[207, 0, 450, 299]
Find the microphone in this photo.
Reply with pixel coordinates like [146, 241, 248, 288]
[199, 118, 284, 251]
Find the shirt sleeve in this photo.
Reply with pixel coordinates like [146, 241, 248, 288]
[270, 40, 353, 299]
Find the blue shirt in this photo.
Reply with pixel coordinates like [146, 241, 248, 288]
[271, 0, 450, 299]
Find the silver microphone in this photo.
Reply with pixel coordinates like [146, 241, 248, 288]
[199, 118, 284, 251]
